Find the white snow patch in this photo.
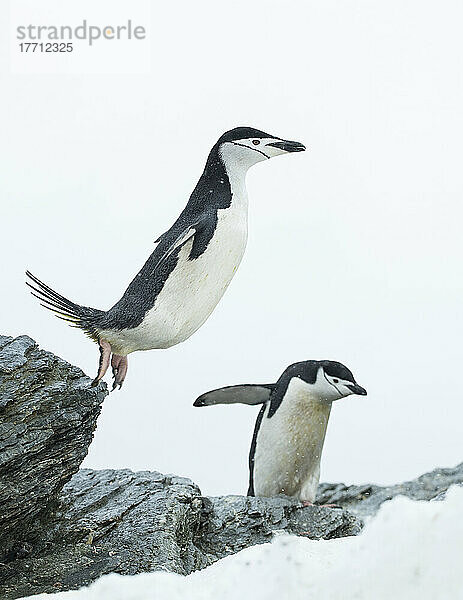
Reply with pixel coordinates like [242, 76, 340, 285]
[22, 486, 463, 600]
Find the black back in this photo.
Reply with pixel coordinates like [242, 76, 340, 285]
[99, 128, 272, 331]
[247, 403, 266, 496]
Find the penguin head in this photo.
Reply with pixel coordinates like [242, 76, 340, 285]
[217, 127, 306, 171]
[291, 360, 367, 403]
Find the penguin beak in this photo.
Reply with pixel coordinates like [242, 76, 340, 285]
[266, 139, 306, 153]
[347, 384, 367, 396]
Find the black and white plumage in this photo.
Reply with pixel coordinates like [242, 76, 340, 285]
[194, 360, 367, 503]
[26, 127, 305, 389]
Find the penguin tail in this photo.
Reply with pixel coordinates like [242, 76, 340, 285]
[25, 270, 105, 343]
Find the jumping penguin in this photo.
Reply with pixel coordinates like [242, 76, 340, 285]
[194, 360, 367, 503]
[26, 127, 305, 390]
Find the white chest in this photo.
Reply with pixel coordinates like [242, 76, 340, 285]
[253, 378, 332, 502]
[110, 191, 248, 354]
[150, 203, 248, 344]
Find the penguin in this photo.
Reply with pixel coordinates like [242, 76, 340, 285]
[26, 127, 305, 390]
[194, 360, 367, 503]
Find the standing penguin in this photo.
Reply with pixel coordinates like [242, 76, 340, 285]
[26, 127, 305, 390]
[194, 360, 366, 503]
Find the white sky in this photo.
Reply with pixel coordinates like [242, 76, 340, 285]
[1, 0, 462, 496]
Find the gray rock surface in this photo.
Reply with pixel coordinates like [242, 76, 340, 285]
[0, 469, 204, 599]
[197, 493, 360, 561]
[1, 334, 462, 600]
[316, 462, 463, 517]
[0, 335, 108, 561]
[0, 468, 361, 599]
[0, 336, 361, 600]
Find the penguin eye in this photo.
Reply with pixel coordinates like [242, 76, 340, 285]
[333, 379, 339, 383]
[252, 139, 260, 145]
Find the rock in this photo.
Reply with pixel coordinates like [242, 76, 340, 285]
[0, 337, 361, 600]
[316, 462, 463, 517]
[0, 469, 361, 599]
[197, 495, 360, 562]
[1, 334, 462, 600]
[0, 469, 204, 599]
[0, 335, 108, 562]
[5, 460, 462, 600]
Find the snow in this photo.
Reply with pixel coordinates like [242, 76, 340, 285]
[22, 486, 463, 600]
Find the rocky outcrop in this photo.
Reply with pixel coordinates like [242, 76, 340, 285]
[3, 464, 461, 600]
[0, 336, 362, 599]
[0, 335, 462, 600]
[316, 463, 463, 518]
[0, 469, 204, 598]
[0, 469, 361, 599]
[0, 335, 108, 563]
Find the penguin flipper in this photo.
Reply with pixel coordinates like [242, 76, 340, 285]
[152, 216, 208, 271]
[193, 384, 274, 407]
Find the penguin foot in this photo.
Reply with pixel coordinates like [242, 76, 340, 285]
[92, 340, 112, 387]
[111, 354, 128, 391]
